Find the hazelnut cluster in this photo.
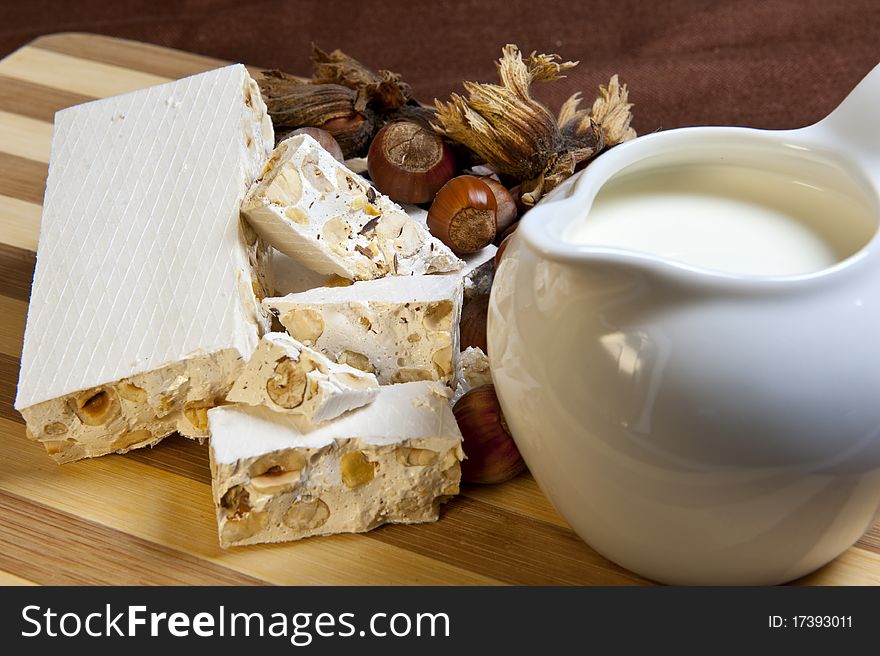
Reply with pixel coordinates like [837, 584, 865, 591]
[258, 44, 637, 486]
[258, 44, 636, 257]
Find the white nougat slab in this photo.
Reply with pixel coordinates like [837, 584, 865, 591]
[15, 64, 274, 461]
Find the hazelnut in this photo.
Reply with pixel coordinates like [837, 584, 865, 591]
[69, 387, 120, 427]
[266, 358, 308, 409]
[480, 177, 518, 236]
[250, 466, 303, 493]
[282, 308, 324, 345]
[117, 381, 147, 403]
[423, 300, 454, 330]
[495, 232, 515, 268]
[266, 167, 303, 206]
[427, 175, 497, 254]
[283, 497, 330, 531]
[302, 157, 335, 193]
[395, 447, 439, 467]
[460, 294, 489, 353]
[184, 400, 213, 431]
[453, 384, 525, 484]
[368, 120, 456, 204]
[391, 368, 434, 383]
[337, 350, 374, 374]
[340, 451, 376, 488]
[288, 127, 344, 161]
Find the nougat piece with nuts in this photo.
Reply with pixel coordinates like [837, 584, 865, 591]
[270, 204, 438, 295]
[209, 381, 464, 547]
[15, 64, 273, 463]
[241, 134, 463, 281]
[226, 332, 378, 423]
[264, 275, 463, 385]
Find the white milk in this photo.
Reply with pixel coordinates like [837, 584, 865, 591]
[568, 164, 876, 276]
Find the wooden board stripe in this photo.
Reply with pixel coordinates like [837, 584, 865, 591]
[0, 110, 53, 163]
[796, 548, 880, 585]
[0, 384, 640, 585]
[0, 196, 42, 252]
[0, 294, 26, 358]
[32, 33, 231, 82]
[0, 417, 500, 585]
[373, 497, 648, 585]
[125, 432, 643, 584]
[0, 570, 37, 586]
[0, 152, 47, 206]
[0, 74, 94, 123]
[0, 352, 21, 423]
[463, 473, 569, 529]
[0, 243, 35, 302]
[860, 522, 880, 555]
[125, 435, 212, 486]
[0, 46, 170, 99]
[0, 489, 267, 586]
[0, 250, 586, 566]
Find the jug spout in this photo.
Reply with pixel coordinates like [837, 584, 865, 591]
[814, 62, 880, 164]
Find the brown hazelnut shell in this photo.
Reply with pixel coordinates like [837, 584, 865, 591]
[454, 384, 525, 485]
[288, 127, 344, 162]
[427, 175, 497, 254]
[367, 120, 456, 204]
[460, 294, 489, 353]
[480, 177, 518, 236]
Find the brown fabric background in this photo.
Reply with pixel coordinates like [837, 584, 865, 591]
[0, 0, 878, 134]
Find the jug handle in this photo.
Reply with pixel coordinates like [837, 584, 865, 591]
[812, 62, 880, 163]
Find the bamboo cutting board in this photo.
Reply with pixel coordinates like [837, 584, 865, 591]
[0, 33, 878, 586]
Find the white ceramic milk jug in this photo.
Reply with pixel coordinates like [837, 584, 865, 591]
[488, 63, 880, 585]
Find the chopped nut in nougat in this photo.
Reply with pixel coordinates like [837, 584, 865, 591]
[226, 332, 379, 423]
[270, 206, 432, 296]
[15, 65, 274, 463]
[264, 275, 463, 385]
[209, 381, 464, 547]
[241, 134, 463, 281]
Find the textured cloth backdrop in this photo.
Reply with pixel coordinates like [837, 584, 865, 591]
[0, 0, 878, 134]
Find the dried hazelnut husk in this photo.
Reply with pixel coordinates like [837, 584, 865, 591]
[454, 384, 525, 484]
[311, 45, 413, 113]
[433, 45, 636, 206]
[287, 127, 344, 161]
[427, 175, 497, 254]
[368, 120, 457, 203]
[434, 46, 573, 181]
[260, 74, 355, 126]
[576, 74, 636, 147]
[258, 72, 375, 157]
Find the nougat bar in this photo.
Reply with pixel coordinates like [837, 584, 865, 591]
[241, 134, 463, 281]
[209, 381, 464, 547]
[15, 65, 273, 462]
[226, 332, 379, 422]
[263, 275, 463, 385]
